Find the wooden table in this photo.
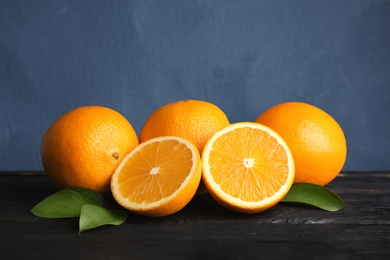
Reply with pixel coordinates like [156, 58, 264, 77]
[1, 171, 389, 259]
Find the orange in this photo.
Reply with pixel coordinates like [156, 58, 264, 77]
[139, 100, 230, 154]
[201, 122, 295, 214]
[255, 102, 347, 186]
[41, 106, 139, 195]
[111, 136, 202, 217]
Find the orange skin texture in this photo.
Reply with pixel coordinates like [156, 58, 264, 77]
[41, 106, 139, 195]
[255, 102, 347, 186]
[140, 100, 230, 154]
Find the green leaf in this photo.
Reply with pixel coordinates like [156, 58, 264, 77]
[281, 183, 348, 211]
[30, 188, 106, 218]
[78, 204, 128, 235]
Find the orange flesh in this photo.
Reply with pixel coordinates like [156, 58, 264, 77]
[207, 127, 289, 202]
[116, 140, 193, 204]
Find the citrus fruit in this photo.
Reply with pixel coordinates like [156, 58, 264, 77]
[139, 100, 230, 154]
[255, 101, 347, 186]
[111, 136, 202, 217]
[201, 122, 295, 214]
[41, 106, 139, 195]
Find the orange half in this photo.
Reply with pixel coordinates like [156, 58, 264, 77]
[111, 136, 201, 217]
[202, 122, 295, 213]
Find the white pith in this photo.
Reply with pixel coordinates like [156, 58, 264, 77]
[202, 122, 295, 209]
[111, 136, 200, 211]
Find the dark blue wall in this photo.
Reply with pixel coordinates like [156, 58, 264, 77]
[1, 0, 389, 171]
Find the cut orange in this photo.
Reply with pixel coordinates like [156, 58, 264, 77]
[202, 122, 295, 214]
[111, 136, 202, 217]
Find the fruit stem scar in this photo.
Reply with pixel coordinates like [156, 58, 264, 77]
[243, 158, 254, 168]
[112, 152, 119, 160]
[150, 166, 160, 175]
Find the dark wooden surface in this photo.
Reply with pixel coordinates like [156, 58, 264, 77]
[0, 171, 389, 259]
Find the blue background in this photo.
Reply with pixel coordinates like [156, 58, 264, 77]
[1, 0, 389, 171]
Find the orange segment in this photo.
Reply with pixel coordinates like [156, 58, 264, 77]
[202, 122, 295, 214]
[111, 136, 202, 217]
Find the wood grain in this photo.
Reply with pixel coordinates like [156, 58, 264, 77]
[0, 171, 389, 259]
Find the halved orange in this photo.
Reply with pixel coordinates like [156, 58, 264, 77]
[111, 136, 201, 217]
[202, 122, 295, 214]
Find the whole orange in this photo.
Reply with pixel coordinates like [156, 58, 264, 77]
[41, 106, 139, 195]
[255, 102, 347, 186]
[139, 100, 230, 154]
